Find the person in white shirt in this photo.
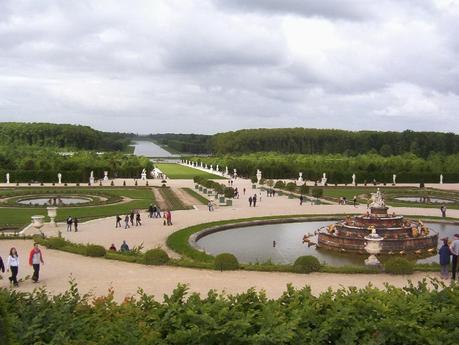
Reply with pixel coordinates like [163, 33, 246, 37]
[7, 247, 19, 286]
[450, 234, 459, 280]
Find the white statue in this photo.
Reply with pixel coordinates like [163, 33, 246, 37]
[256, 169, 262, 184]
[352, 174, 356, 185]
[89, 171, 95, 185]
[233, 168, 237, 179]
[370, 188, 385, 208]
[210, 164, 213, 171]
[321, 173, 327, 186]
[225, 166, 229, 176]
[141, 168, 147, 180]
[6, 173, 10, 184]
[392, 174, 396, 185]
[216, 165, 219, 172]
[200, 162, 203, 168]
[298, 172, 304, 183]
[205, 164, 208, 170]
[440, 174, 443, 184]
[58, 173, 62, 184]
[104, 171, 109, 181]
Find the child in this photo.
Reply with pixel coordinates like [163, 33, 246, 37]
[439, 237, 451, 279]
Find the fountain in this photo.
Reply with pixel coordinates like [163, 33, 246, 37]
[316, 189, 438, 255]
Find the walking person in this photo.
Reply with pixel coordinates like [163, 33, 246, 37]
[439, 237, 451, 279]
[129, 211, 135, 226]
[29, 243, 44, 283]
[148, 204, 154, 218]
[115, 215, 122, 228]
[0, 254, 4, 278]
[253, 194, 257, 207]
[124, 214, 130, 229]
[450, 234, 459, 280]
[353, 196, 357, 207]
[243, 188, 246, 195]
[441, 205, 447, 218]
[7, 247, 19, 287]
[208, 200, 214, 212]
[66, 216, 73, 232]
[249, 196, 253, 207]
[155, 205, 162, 218]
[135, 212, 142, 226]
[300, 195, 304, 206]
[166, 210, 172, 226]
[74, 217, 78, 232]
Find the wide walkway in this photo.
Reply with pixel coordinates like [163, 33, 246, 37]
[1, 177, 456, 301]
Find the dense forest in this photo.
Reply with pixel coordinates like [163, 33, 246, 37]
[0, 146, 153, 182]
[1, 281, 458, 344]
[140, 133, 211, 154]
[189, 152, 459, 183]
[0, 122, 131, 151]
[210, 128, 459, 157]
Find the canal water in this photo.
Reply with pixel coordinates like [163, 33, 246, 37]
[132, 140, 175, 157]
[196, 221, 459, 266]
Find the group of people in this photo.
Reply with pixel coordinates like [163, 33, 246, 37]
[339, 196, 358, 207]
[439, 234, 459, 279]
[115, 211, 142, 229]
[109, 240, 130, 252]
[147, 204, 162, 218]
[66, 216, 79, 232]
[0, 243, 44, 287]
[248, 194, 258, 207]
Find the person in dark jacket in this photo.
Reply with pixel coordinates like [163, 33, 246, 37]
[439, 237, 451, 279]
[0, 255, 5, 274]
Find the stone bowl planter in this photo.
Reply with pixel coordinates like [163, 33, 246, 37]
[31, 215, 45, 229]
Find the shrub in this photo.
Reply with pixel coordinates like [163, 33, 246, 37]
[214, 253, 239, 271]
[384, 257, 414, 275]
[274, 180, 285, 189]
[43, 237, 68, 249]
[285, 182, 297, 192]
[144, 248, 170, 265]
[311, 188, 323, 199]
[85, 244, 106, 257]
[251, 176, 258, 183]
[293, 255, 321, 273]
[224, 187, 235, 198]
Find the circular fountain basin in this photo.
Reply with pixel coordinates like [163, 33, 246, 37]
[394, 196, 455, 204]
[196, 221, 459, 266]
[17, 197, 91, 206]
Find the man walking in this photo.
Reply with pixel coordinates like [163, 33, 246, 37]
[450, 234, 459, 280]
[148, 204, 154, 218]
[29, 243, 44, 283]
[253, 194, 257, 207]
[124, 214, 130, 229]
[74, 217, 79, 232]
[441, 205, 447, 218]
[135, 212, 142, 226]
[248, 196, 253, 207]
[129, 211, 135, 226]
[66, 216, 73, 232]
[300, 195, 304, 205]
[115, 215, 122, 228]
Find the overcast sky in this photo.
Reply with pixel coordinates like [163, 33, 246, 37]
[1, 0, 459, 134]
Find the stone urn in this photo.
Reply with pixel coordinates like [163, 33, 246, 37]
[31, 215, 45, 229]
[364, 229, 383, 266]
[47, 207, 58, 227]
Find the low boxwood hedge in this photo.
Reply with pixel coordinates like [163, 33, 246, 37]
[145, 248, 170, 265]
[293, 255, 321, 273]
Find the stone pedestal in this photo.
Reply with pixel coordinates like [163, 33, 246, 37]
[47, 207, 58, 227]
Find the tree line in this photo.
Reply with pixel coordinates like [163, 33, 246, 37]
[188, 152, 459, 183]
[0, 122, 131, 151]
[210, 128, 459, 158]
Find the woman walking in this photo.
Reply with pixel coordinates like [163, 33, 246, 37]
[28, 243, 44, 283]
[7, 247, 19, 286]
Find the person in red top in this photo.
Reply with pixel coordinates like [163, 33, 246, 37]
[29, 243, 44, 283]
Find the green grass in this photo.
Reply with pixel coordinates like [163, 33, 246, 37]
[155, 163, 225, 180]
[157, 187, 191, 210]
[0, 187, 156, 230]
[182, 188, 209, 205]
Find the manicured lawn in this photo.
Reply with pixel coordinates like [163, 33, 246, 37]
[155, 163, 225, 180]
[182, 188, 209, 205]
[0, 187, 157, 230]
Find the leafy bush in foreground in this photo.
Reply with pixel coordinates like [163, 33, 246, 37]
[384, 257, 415, 275]
[293, 255, 321, 273]
[145, 248, 169, 265]
[214, 253, 239, 270]
[0, 280, 458, 344]
[85, 244, 106, 257]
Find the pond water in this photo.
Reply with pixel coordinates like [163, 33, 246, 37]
[132, 141, 175, 157]
[394, 196, 455, 204]
[196, 221, 459, 266]
[17, 197, 91, 206]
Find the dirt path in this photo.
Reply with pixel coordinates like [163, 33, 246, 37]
[173, 188, 200, 207]
[151, 188, 168, 210]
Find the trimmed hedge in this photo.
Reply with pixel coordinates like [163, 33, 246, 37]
[384, 257, 414, 275]
[145, 248, 170, 265]
[85, 244, 106, 257]
[293, 255, 321, 273]
[214, 253, 239, 271]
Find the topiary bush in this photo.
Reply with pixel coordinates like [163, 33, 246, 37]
[274, 180, 285, 189]
[214, 253, 239, 271]
[293, 255, 321, 273]
[43, 237, 68, 249]
[144, 248, 170, 265]
[85, 244, 106, 257]
[384, 257, 414, 275]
